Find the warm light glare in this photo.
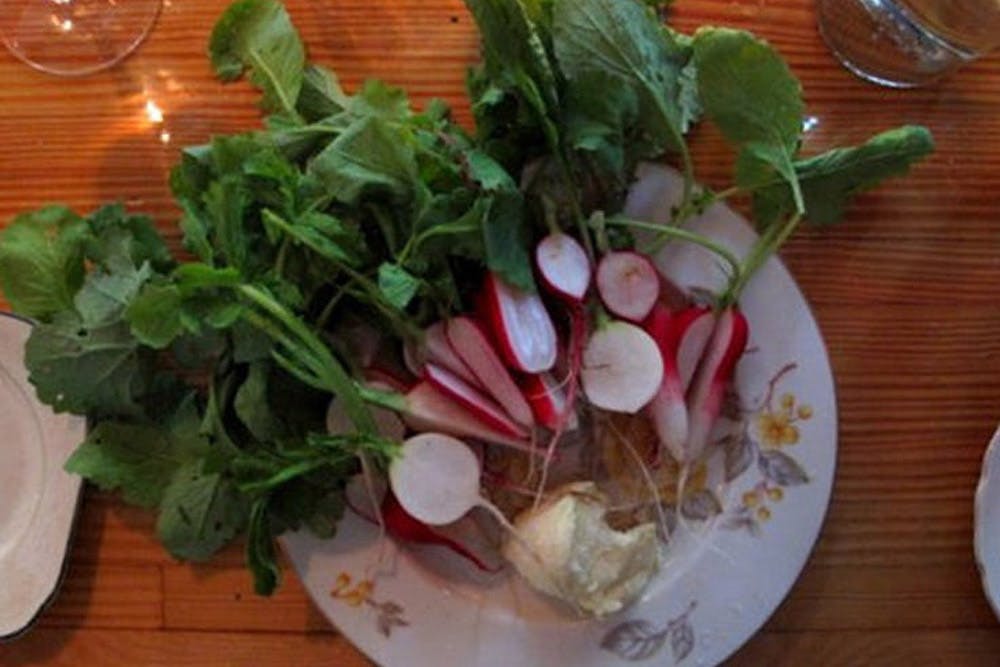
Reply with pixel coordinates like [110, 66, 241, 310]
[159, 130, 171, 144]
[803, 116, 820, 133]
[60, 19, 73, 32]
[145, 99, 164, 124]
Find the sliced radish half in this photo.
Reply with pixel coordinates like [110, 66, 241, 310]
[480, 273, 557, 374]
[581, 320, 664, 414]
[446, 316, 535, 427]
[536, 233, 591, 303]
[596, 251, 660, 322]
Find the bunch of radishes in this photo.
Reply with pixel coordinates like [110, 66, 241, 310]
[347, 230, 750, 569]
[387, 230, 749, 469]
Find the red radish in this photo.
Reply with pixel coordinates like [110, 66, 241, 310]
[536, 233, 591, 302]
[381, 490, 499, 572]
[675, 306, 715, 391]
[580, 320, 664, 414]
[479, 273, 557, 374]
[424, 363, 529, 439]
[401, 381, 534, 452]
[642, 304, 688, 462]
[520, 372, 579, 432]
[684, 307, 749, 462]
[446, 316, 535, 427]
[596, 251, 660, 322]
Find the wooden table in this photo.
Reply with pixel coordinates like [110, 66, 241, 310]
[1, 0, 999, 664]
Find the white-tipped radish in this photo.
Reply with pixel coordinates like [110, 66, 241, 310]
[536, 233, 591, 302]
[390, 433, 484, 525]
[425, 321, 484, 389]
[479, 273, 557, 374]
[389, 433, 563, 591]
[596, 252, 660, 323]
[446, 316, 535, 427]
[685, 307, 749, 462]
[401, 381, 534, 452]
[675, 306, 714, 391]
[520, 372, 579, 432]
[424, 363, 529, 439]
[581, 320, 663, 414]
[642, 304, 688, 462]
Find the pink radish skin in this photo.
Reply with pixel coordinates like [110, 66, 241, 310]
[479, 273, 557, 374]
[536, 233, 591, 302]
[446, 316, 535, 427]
[381, 491, 500, 573]
[642, 304, 688, 463]
[684, 308, 749, 462]
[402, 381, 535, 453]
[520, 372, 579, 432]
[675, 306, 715, 391]
[581, 320, 664, 414]
[424, 363, 529, 439]
[424, 322, 484, 389]
[596, 252, 660, 322]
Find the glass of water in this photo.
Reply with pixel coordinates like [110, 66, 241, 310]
[817, 0, 1000, 87]
[0, 0, 162, 76]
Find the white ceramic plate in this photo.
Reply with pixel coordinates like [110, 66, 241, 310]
[283, 165, 838, 667]
[974, 424, 1000, 619]
[0, 313, 87, 640]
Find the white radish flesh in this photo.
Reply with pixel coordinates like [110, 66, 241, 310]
[424, 363, 529, 439]
[480, 273, 558, 374]
[390, 433, 483, 525]
[446, 316, 535, 427]
[596, 252, 660, 323]
[581, 320, 664, 414]
[536, 233, 591, 302]
[402, 381, 535, 453]
[685, 308, 749, 462]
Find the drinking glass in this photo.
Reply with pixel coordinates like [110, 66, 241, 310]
[0, 0, 162, 76]
[817, 0, 1000, 87]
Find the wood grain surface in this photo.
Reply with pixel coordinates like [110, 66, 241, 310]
[1, 0, 999, 665]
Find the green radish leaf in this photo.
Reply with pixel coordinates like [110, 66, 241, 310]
[553, 0, 690, 152]
[752, 125, 935, 228]
[378, 263, 422, 310]
[64, 396, 212, 508]
[157, 462, 251, 561]
[482, 191, 535, 292]
[246, 498, 282, 595]
[308, 116, 419, 205]
[0, 206, 89, 320]
[209, 0, 306, 119]
[692, 28, 805, 214]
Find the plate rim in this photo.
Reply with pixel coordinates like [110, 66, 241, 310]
[0, 311, 86, 642]
[973, 423, 1000, 621]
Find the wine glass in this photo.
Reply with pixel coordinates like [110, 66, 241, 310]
[0, 0, 162, 76]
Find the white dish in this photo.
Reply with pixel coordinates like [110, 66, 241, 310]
[0, 313, 87, 639]
[283, 165, 838, 666]
[974, 424, 1000, 620]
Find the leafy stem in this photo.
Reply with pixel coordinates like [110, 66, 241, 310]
[718, 213, 801, 307]
[237, 283, 377, 434]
